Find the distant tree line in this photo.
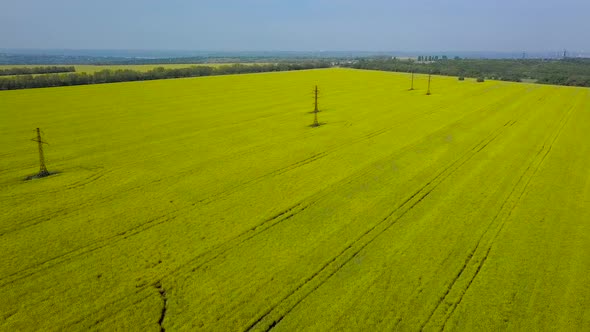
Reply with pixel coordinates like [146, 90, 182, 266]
[0, 62, 330, 90]
[0, 66, 75, 76]
[342, 57, 590, 87]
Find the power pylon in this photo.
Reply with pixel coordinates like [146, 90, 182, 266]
[312, 110, 319, 127]
[410, 71, 415, 90]
[426, 73, 432, 95]
[314, 85, 319, 112]
[31, 128, 50, 177]
[311, 85, 320, 127]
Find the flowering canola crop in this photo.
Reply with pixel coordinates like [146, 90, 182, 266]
[1, 68, 589, 331]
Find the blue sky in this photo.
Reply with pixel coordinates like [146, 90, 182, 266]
[1, 0, 588, 52]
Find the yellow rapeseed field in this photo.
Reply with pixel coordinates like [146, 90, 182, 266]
[1, 68, 589, 331]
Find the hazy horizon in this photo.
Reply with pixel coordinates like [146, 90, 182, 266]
[1, 0, 589, 53]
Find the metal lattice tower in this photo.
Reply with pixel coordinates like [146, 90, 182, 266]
[410, 71, 415, 90]
[311, 85, 320, 127]
[314, 85, 319, 112]
[426, 73, 432, 95]
[313, 110, 319, 127]
[32, 128, 50, 177]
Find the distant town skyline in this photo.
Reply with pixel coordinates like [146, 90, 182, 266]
[1, 0, 588, 53]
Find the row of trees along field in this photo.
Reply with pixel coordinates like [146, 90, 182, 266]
[0, 62, 330, 90]
[0, 66, 76, 76]
[343, 57, 590, 87]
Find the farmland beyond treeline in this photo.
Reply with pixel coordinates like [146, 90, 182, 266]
[3, 53, 590, 89]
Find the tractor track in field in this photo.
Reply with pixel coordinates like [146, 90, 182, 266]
[244, 85, 547, 331]
[0, 174, 322, 290]
[417, 91, 580, 332]
[65, 284, 155, 329]
[0, 208, 69, 237]
[0, 181, 148, 237]
[165, 198, 322, 280]
[244, 117, 515, 331]
[2, 81, 523, 237]
[64, 167, 111, 190]
[196, 126, 398, 206]
[384, 87, 560, 330]
[0, 167, 122, 235]
[168, 85, 533, 283]
[0, 83, 538, 329]
[15, 199, 326, 330]
[2, 126, 365, 283]
[437, 94, 579, 331]
[197, 85, 530, 207]
[0, 166, 110, 203]
[0, 84, 534, 292]
[69, 84, 536, 330]
[0, 211, 179, 288]
[0, 183, 324, 291]
[9, 83, 529, 329]
[1, 102, 414, 238]
[48, 200, 309, 329]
